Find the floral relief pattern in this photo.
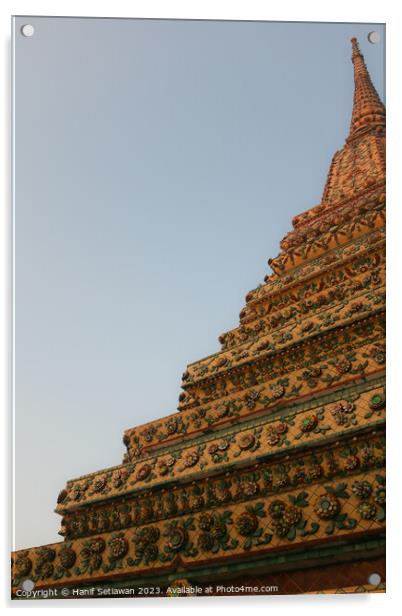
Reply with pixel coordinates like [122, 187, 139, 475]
[120, 306, 384, 459]
[12, 470, 385, 590]
[56, 385, 385, 512]
[56, 433, 384, 542]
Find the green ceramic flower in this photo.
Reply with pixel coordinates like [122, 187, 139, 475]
[235, 511, 259, 536]
[314, 493, 340, 519]
[352, 480, 372, 499]
[197, 531, 214, 552]
[358, 502, 377, 520]
[268, 499, 286, 519]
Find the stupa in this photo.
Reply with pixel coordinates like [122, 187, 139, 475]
[12, 37, 385, 597]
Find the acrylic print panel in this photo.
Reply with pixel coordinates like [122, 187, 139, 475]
[12, 17, 385, 599]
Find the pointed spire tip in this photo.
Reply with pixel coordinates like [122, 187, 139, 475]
[351, 37, 361, 57]
[348, 35, 385, 139]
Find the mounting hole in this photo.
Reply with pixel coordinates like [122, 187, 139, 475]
[367, 572, 381, 585]
[21, 24, 35, 37]
[21, 579, 34, 591]
[368, 31, 380, 44]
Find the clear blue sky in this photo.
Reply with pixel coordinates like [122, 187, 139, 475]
[13, 17, 385, 549]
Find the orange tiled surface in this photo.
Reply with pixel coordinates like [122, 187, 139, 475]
[206, 557, 386, 594]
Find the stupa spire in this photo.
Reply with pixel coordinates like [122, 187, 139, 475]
[348, 37, 385, 140]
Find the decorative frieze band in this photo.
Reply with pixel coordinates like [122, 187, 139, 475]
[60, 429, 385, 540]
[56, 384, 385, 513]
[122, 314, 384, 456]
[186, 281, 385, 384]
[13, 470, 386, 592]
